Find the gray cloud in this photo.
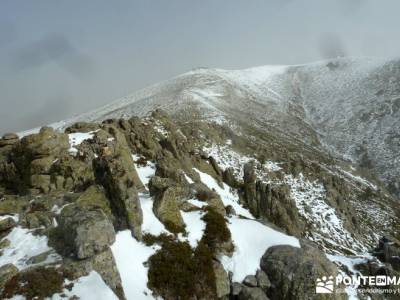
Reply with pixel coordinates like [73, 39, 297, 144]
[11, 34, 93, 79]
[318, 33, 347, 59]
[0, 0, 399, 135]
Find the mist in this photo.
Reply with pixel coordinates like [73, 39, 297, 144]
[1, 0, 400, 134]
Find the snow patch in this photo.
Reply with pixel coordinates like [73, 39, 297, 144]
[52, 271, 118, 300]
[285, 173, 366, 253]
[202, 143, 281, 180]
[0, 227, 61, 270]
[221, 216, 300, 282]
[133, 156, 156, 187]
[139, 193, 167, 236]
[68, 131, 97, 155]
[111, 230, 159, 300]
[0, 214, 19, 222]
[187, 199, 207, 208]
[180, 210, 206, 248]
[193, 168, 253, 219]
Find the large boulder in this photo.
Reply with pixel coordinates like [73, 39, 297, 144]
[9, 127, 69, 193]
[58, 204, 115, 259]
[75, 185, 113, 222]
[260, 244, 343, 300]
[0, 217, 16, 232]
[238, 286, 269, 300]
[16, 127, 69, 158]
[152, 185, 185, 233]
[51, 156, 95, 192]
[0, 133, 18, 147]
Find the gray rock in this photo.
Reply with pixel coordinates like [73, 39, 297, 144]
[17, 127, 69, 158]
[152, 186, 185, 233]
[0, 216, 16, 232]
[213, 261, 230, 298]
[238, 286, 269, 300]
[256, 269, 271, 290]
[223, 167, 239, 188]
[0, 263, 18, 291]
[2, 133, 18, 140]
[58, 204, 115, 259]
[231, 282, 244, 296]
[0, 238, 10, 249]
[20, 211, 53, 229]
[225, 205, 236, 216]
[243, 275, 258, 287]
[260, 244, 342, 300]
[93, 127, 144, 239]
[30, 174, 51, 193]
[0, 133, 18, 147]
[27, 250, 53, 264]
[64, 247, 126, 300]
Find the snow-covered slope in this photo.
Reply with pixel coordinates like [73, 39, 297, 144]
[28, 57, 399, 198]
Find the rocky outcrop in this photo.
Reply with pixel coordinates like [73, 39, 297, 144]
[230, 269, 271, 300]
[373, 236, 400, 271]
[9, 127, 69, 193]
[0, 133, 18, 148]
[241, 163, 303, 236]
[57, 204, 115, 259]
[260, 243, 343, 300]
[149, 176, 185, 233]
[93, 127, 143, 239]
[75, 185, 114, 222]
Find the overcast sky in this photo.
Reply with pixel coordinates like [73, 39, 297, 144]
[1, 0, 399, 133]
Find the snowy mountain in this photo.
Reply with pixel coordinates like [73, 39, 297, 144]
[1, 57, 400, 299]
[46, 56, 398, 199]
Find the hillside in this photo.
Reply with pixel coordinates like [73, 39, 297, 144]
[39, 56, 398, 199]
[1, 57, 400, 299]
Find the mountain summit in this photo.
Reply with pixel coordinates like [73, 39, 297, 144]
[52, 57, 399, 199]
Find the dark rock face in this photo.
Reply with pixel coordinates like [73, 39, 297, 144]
[260, 244, 342, 300]
[373, 236, 400, 271]
[238, 286, 269, 300]
[58, 204, 115, 259]
[93, 127, 143, 239]
[241, 163, 303, 236]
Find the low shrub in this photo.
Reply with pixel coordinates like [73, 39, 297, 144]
[147, 240, 196, 300]
[2, 266, 65, 300]
[201, 208, 231, 251]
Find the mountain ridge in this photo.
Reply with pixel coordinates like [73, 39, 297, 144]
[20, 56, 399, 198]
